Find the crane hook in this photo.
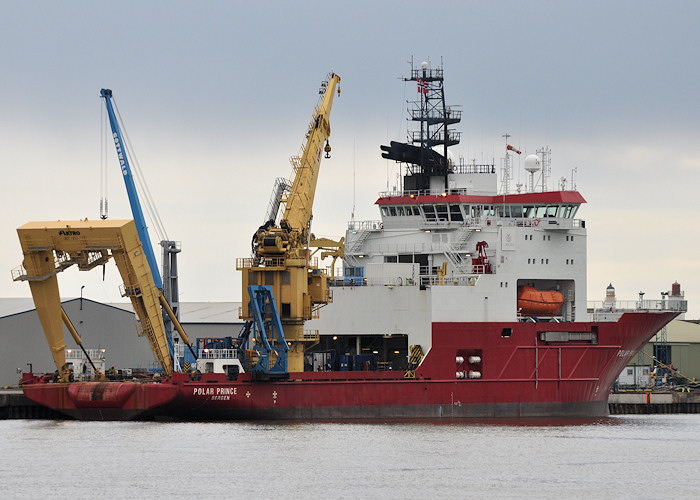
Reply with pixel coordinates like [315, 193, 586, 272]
[324, 140, 331, 159]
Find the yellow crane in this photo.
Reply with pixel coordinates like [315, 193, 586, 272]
[237, 72, 341, 372]
[13, 219, 192, 382]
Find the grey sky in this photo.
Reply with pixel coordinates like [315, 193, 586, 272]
[2, 1, 699, 318]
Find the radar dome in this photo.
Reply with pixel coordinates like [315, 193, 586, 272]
[421, 61, 428, 70]
[524, 154, 541, 173]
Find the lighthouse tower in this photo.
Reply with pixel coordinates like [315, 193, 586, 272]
[668, 282, 685, 320]
[603, 283, 616, 310]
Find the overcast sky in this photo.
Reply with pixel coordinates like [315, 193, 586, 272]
[2, 0, 699, 319]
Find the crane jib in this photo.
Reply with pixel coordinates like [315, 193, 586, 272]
[101, 89, 163, 291]
[111, 133, 129, 176]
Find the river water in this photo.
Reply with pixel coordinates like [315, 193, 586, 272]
[1, 415, 699, 499]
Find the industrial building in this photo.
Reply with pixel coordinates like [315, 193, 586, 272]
[0, 298, 243, 387]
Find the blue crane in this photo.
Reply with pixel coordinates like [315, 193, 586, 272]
[100, 89, 163, 290]
[100, 88, 176, 363]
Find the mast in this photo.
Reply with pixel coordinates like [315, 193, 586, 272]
[381, 60, 461, 193]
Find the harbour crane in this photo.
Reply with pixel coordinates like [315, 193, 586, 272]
[237, 72, 341, 373]
[100, 88, 195, 371]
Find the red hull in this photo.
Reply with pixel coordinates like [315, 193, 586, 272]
[22, 312, 677, 421]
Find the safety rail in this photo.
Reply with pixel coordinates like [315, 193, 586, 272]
[119, 283, 143, 298]
[588, 300, 688, 314]
[11, 250, 73, 281]
[304, 329, 320, 341]
[329, 274, 480, 287]
[65, 348, 106, 360]
[236, 256, 320, 269]
[198, 348, 239, 360]
[347, 220, 383, 231]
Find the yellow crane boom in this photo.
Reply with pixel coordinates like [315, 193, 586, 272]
[282, 73, 341, 241]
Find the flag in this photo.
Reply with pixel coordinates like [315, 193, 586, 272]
[417, 77, 428, 94]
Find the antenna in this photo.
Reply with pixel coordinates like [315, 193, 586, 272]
[537, 146, 551, 192]
[351, 138, 356, 221]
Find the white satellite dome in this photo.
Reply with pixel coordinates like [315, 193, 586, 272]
[524, 154, 541, 173]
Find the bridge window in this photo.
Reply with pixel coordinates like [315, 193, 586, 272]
[396, 206, 405, 216]
[436, 204, 448, 221]
[389, 207, 397, 216]
[449, 204, 463, 221]
[381, 207, 389, 217]
[423, 205, 436, 221]
[546, 206, 558, 217]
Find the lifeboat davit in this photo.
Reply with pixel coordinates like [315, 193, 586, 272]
[517, 285, 564, 316]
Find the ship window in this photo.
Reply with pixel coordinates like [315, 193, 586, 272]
[436, 204, 448, 221]
[571, 236, 574, 241]
[282, 303, 291, 317]
[543, 235, 546, 241]
[384, 255, 398, 263]
[449, 204, 463, 221]
[389, 207, 397, 216]
[571, 259, 574, 265]
[463, 204, 470, 217]
[566, 259, 569, 264]
[548, 235, 551, 241]
[546, 206, 558, 217]
[546, 258, 549, 264]
[415, 254, 429, 267]
[528, 258, 531, 264]
[511, 205, 524, 218]
[501, 328, 512, 338]
[523, 206, 536, 218]
[396, 206, 405, 216]
[381, 207, 389, 217]
[399, 254, 413, 263]
[423, 205, 436, 221]
[536, 206, 547, 218]
[484, 205, 495, 217]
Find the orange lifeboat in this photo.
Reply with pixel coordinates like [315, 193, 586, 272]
[517, 285, 564, 316]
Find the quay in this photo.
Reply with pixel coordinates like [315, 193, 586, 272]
[608, 390, 700, 414]
[0, 389, 62, 419]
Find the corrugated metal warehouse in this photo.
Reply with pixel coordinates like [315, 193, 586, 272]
[0, 298, 243, 387]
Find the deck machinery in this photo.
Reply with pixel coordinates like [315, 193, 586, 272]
[237, 73, 341, 373]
